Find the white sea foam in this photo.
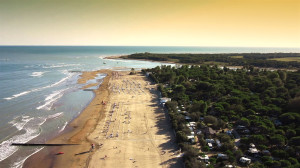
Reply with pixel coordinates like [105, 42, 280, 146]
[3, 72, 74, 101]
[36, 89, 67, 110]
[0, 113, 64, 163]
[59, 122, 68, 133]
[10, 147, 44, 168]
[30, 71, 46, 77]
[3, 91, 31, 100]
[9, 116, 34, 131]
[42, 63, 80, 69]
[48, 112, 63, 119]
[0, 128, 40, 162]
[33, 72, 74, 92]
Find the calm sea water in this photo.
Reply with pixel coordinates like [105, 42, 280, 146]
[0, 46, 299, 167]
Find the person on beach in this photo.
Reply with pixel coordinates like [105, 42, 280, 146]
[91, 144, 95, 151]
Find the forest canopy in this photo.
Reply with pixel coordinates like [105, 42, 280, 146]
[122, 52, 300, 69]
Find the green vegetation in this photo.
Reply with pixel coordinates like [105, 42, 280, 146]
[269, 57, 300, 62]
[143, 64, 300, 168]
[129, 68, 136, 75]
[123, 52, 300, 69]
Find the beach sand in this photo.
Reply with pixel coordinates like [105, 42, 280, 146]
[88, 71, 181, 168]
[24, 70, 181, 168]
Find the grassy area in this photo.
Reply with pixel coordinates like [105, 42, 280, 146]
[168, 58, 180, 63]
[203, 61, 229, 66]
[230, 56, 244, 58]
[269, 57, 300, 62]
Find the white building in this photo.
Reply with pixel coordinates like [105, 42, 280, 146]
[240, 157, 251, 164]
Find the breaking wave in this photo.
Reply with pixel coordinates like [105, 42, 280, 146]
[10, 147, 44, 168]
[0, 112, 64, 162]
[9, 116, 34, 131]
[36, 89, 68, 110]
[3, 72, 74, 101]
[30, 71, 47, 77]
[59, 122, 68, 133]
[42, 63, 80, 69]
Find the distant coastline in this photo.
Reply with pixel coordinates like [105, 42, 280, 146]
[112, 52, 300, 70]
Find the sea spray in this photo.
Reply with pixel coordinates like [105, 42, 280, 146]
[0, 112, 63, 162]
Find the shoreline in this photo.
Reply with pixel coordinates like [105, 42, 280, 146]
[104, 55, 177, 64]
[23, 69, 182, 168]
[24, 69, 112, 168]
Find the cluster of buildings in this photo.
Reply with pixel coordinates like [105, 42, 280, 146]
[159, 97, 264, 167]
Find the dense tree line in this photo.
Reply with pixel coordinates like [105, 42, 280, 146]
[143, 65, 300, 168]
[124, 52, 300, 69]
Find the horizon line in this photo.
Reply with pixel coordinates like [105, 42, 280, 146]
[0, 45, 300, 49]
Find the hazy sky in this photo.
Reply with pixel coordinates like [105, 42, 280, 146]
[0, 0, 299, 47]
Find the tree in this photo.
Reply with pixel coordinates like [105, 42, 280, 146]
[176, 131, 188, 143]
[278, 70, 287, 82]
[185, 157, 206, 168]
[270, 134, 286, 146]
[288, 97, 300, 112]
[218, 133, 231, 143]
[280, 113, 300, 125]
[166, 101, 178, 112]
[202, 146, 210, 152]
[249, 135, 268, 145]
[286, 129, 296, 139]
[280, 160, 292, 167]
[250, 162, 265, 168]
[217, 119, 226, 129]
[288, 157, 299, 165]
[272, 150, 288, 159]
[220, 142, 235, 151]
[237, 117, 250, 127]
[204, 116, 218, 126]
[129, 68, 136, 75]
[289, 136, 300, 146]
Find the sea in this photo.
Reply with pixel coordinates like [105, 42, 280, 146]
[0, 46, 299, 167]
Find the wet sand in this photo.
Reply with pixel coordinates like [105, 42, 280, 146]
[24, 70, 182, 168]
[24, 69, 112, 168]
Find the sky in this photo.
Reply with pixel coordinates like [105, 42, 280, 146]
[0, 0, 299, 47]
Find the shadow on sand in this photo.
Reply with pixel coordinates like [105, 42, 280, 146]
[144, 75, 184, 168]
[75, 150, 91, 156]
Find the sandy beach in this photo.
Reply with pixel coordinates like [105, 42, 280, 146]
[24, 70, 181, 168]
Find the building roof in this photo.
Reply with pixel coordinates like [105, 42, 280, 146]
[187, 135, 194, 139]
[204, 127, 216, 135]
[248, 148, 259, 154]
[217, 153, 228, 159]
[198, 155, 209, 160]
[159, 97, 171, 103]
[240, 157, 251, 163]
[185, 116, 192, 120]
[205, 139, 215, 143]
